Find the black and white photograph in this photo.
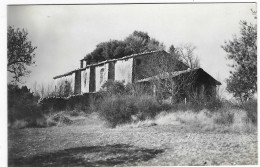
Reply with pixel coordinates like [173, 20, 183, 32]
[5, 1, 257, 166]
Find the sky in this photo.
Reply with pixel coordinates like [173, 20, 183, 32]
[7, 3, 256, 98]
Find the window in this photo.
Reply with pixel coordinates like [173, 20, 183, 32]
[100, 68, 104, 83]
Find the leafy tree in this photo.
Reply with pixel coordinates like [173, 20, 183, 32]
[222, 21, 257, 102]
[124, 31, 165, 54]
[85, 40, 132, 65]
[8, 26, 37, 83]
[124, 31, 150, 53]
[147, 38, 165, 51]
[84, 31, 165, 64]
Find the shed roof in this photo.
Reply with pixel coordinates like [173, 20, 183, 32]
[136, 68, 221, 85]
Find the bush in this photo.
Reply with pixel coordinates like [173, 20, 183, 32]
[134, 95, 162, 119]
[8, 84, 41, 123]
[45, 112, 73, 126]
[240, 99, 257, 125]
[101, 80, 129, 95]
[205, 97, 223, 111]
[99, 94, 161, 128]
[188, 96, 223, 112]
[214, 112, 234, 125]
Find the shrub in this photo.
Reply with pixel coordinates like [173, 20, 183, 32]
[8, 84, 41, 123]
[188, 95, 223, 112]
[134, 95, 161, 119]
[205, 97, 223, 111]
[98, 94, 161, 128]
[214, 112, 234, 125]
[101, 80, 151, 96]
[240, 99, 257, 125]
[99, 95, 136, 127]
[84, 94, 104, 114]
[46, 112, 73, 126]
[101, 80, 128, 95]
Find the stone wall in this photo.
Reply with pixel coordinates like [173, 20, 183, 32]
[133, 52, 188, 82]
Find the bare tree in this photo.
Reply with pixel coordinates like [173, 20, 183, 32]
[40, 83, 45, 98]
[53, 80, 74, 97]
[176, 43, 200, 69]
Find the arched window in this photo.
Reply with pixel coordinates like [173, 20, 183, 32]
[100, 68, 104, 83]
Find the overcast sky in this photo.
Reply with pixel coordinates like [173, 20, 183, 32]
[7, 3, 256, 98]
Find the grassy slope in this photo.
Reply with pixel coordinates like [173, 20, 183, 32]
[8, 112, 257, 166]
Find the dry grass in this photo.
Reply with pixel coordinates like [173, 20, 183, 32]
[11, 120, 29, 129]
[9, 111, 76, 129]
[117, 108, 256, 133]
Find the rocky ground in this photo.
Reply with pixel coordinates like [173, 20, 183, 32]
[8, 115, 257, 166]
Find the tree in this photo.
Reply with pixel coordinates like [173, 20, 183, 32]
[124, 31, 150, 53]
[174, 43, 200, 69]
[222, 20, 257, 102]
[8, 26, 37, 83]
[84, 31, 165, 64]
[124, 31, 165, 54]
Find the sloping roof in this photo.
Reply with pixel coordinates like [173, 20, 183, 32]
[136, 68, 221, 85]
[53, 71, 75, 79]
[80, 50, 165, 62]
[54, 50, 167, 79]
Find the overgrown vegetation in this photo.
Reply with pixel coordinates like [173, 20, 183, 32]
[118, 103, 256, 133]
[8, 84, 88, 129]
[239, 99, 257, 125]
[8, 84, 41, 124]
[97, 80, 257, 130]
[8, 80, 257, 132]
[99, 94, 161, 128]
[97, 80, 160, 127]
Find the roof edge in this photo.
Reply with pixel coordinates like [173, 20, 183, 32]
[54, 50, 165, 79]
[136, 67, 221, 85]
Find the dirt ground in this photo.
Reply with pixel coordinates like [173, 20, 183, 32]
[8, 115, 257, 166]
